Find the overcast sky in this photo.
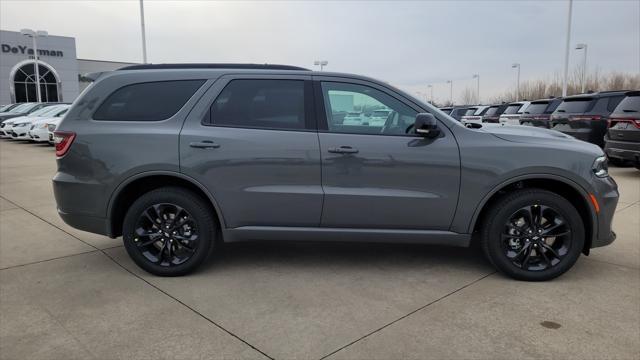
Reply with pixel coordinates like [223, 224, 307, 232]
[1, 0, 638, 103]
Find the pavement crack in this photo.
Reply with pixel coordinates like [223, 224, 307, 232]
[318, 271, 497, 360]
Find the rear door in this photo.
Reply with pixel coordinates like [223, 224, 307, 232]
[180, 74, 323, 228]
[608, 94, 640, 142]
[315, 78, 460, 230]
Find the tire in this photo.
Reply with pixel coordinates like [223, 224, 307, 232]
[480, 189, 584, 281]
[122, 187, 217, 276]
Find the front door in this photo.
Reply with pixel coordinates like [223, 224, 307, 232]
[316, 79, 460, 230]
[180, 75, 323, 228]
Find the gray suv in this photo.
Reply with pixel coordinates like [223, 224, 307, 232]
[53, 64, 618, 281]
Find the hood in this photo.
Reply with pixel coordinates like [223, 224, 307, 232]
[1, 115, 28, 125]
[477, 123, 602, 155]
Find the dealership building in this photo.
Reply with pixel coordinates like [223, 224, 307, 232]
[0, 29, 136, 105]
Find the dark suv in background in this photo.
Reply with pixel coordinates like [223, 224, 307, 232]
[519, 98, 563, 128]
[604, 91, 640, 168]
[550, 91, 628, 147]
[53, 64, 618, 281]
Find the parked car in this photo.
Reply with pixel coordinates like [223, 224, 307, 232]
[47, 118, 64, 144]
[448, 106, 472, 121]
[0, 102, 58, 122]
[519, 98, 563, 128]
[439, 107, 453, 115]
[53, 63, 617, 281]
[342, 111, 364, 125]
[499, 101, 531, 125]
[481, 104, 509, 123]
[2, 105, 69, 139]
[460, 105, 489, 125]
[368, 109, 392, 126]
[550, 91, 628, 147]
[28, 105, 71, 142]
[0, 103, 22, 113]
[603, 91, 640, 168]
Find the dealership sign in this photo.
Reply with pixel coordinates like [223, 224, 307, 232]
[1, 44, 64, 57]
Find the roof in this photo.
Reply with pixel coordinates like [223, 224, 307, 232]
[118, 63, 310, 71]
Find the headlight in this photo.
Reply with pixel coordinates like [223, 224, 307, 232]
[592, 156, 609, 178]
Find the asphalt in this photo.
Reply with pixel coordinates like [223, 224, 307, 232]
[0, 139, 638, 360]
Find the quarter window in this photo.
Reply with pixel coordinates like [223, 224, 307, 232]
[209, 79, 307, 130]
[321, 82, 417, 135]
[94, 80, 205, 121]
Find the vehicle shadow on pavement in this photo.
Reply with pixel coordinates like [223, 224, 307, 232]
[200, 240, 490, 273]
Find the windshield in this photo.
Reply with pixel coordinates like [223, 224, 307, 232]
[503, 104, 522, 114]
[7, 103, 34, 113]
[555, 98, 592, 113]
[28, 106, 61, 117]
[524, 102, 549, 114]
[614, 95, 640, 113]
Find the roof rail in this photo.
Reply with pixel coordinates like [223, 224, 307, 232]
[117, 63, 310, 71]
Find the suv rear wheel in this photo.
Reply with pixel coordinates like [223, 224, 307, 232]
[122, 187, 216, 276]
[481, 189, 584, 281]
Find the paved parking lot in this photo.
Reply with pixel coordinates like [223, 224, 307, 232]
[0, 138, 638, 360]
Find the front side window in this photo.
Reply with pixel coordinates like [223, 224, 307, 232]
[209, 79, 307, 131]
[321, 82, 417, 135]
[94, 80, 205, 121]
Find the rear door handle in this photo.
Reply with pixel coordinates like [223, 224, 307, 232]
[328, 146, 359, 154]
[189, 140, 220, 149]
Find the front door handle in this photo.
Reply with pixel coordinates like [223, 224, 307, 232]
[328, 146, 359, 154]
[189, 140, 220, 149]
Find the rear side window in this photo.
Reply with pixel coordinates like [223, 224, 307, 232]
[209, 79, 308, 130]
[94, 80, 205, 121]
[503, 104, 522, 114]
[545, 100, 562, 113]
[555, 98, 592, 113]
[524, 102, 549, 114]
[484, 106, 499, 116]
[606, 96, 625, 112]
[614, 95, 640, 113]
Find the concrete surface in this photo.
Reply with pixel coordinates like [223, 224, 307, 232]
[0, 139, 638, 359]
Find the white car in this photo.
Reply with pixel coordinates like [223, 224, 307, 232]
[367, 109, 392, 126]
[498, 101, 531, 125]
[5, 105, 69, 140]
[460, 105, 489, 126]
[342, 111, 364, 125]
[28, 112, 67, 143]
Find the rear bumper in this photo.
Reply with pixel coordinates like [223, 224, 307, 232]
[57, 208, 112, 237]
[604, 137, 640, 165]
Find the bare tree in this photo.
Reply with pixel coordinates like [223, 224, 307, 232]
[460, 87, 476, 105]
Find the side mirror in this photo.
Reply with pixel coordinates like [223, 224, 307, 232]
[413, 113, 440, 138]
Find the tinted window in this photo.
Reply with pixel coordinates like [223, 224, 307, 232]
[555, 98, 593, 113]
[614, 95, 640, 113]
[210, 79, 307, 130]
[523, 102, 549, 114]
[94, 80, 204, 121]
[503, 104, 522, 114]
[545, 100, 562, 113]
[606, 96, 625, 112]
[464, 108, 478, 116]
[322, 82, 417, 135]
[484, 106, 500, 116]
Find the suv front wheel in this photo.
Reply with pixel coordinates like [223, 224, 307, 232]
[481, 189, 585, 281]
[122, 187, 216, 276]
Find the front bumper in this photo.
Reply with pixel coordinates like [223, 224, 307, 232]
[590, 175, 619, 249]
[28, 127, 50, 142]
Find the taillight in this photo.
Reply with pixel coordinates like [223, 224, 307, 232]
[608, 118, 640, 129]
[569, 115, 602, 121]
[53, 131, 76, 157]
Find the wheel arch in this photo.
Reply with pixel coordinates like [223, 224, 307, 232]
[107, 171, 226, 238]
[469, 174, 597, 255]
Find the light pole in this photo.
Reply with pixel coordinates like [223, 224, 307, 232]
[472, 74, 480, 104]
[446, 80, 453, 105]
[314, 60, 328, 71]
[20, 29, 48, 103]
[512, 63, 521, 101]
[139, 0, 148, 63]
[562, 0, 574, 97]
[576, 43, 588, 93]
[427, 84, 433, 104]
